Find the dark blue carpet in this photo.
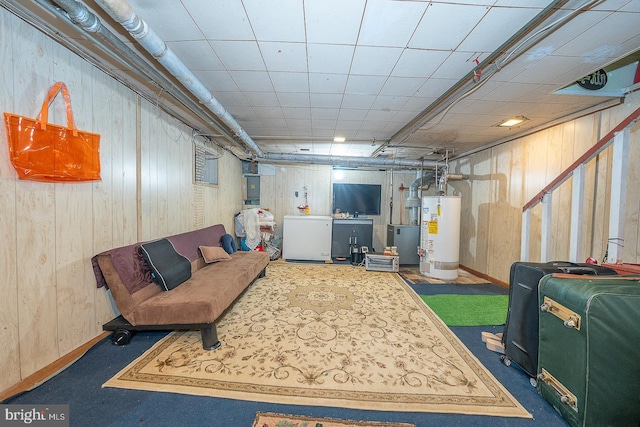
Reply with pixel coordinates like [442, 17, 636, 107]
[4, 280, 567, 426]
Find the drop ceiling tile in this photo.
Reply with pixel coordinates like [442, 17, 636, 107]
[358, 0, 428, 48]
[243, 0, 305, 42]
[258, 42, 307, 73]
[350, 46, 404, 76]
[371, 95, 410, 111]
[311, 108, 340, 120]
[195, 71, 241, 92]
[269, 72, 309, 93]
[344, 75, 388, 95]
[340, 94, 377, 109]
[307, 44, 356, 74]
[277, 92, 311, 108]
[242, 91, 281, 107]
[126, 0, 202, 41]
[401, 96, 437, 113]
[310, 93, 343, 108]
[253, 106, 286, 120]
[230, 71, 274, 92]
[210, 41, 265, 71]
[312, 118, 338, 130]
[409, 3, 488, 50]
[431, 51, 486, 79]
[167, 41, 224, 71]
[508, 55, 589, 84]
[309, 73, 349, 94]
[458, 7, 542, 52]
[380, 77, 425, 96]
[338, 109, 370, 121]
[212, 91, 249, 108]
[392, 49, 452, 78]
[282, 107, 311, 119]
[227, 106, 259, 121]
[417, 78, 460, 97]
[304, 0, 365, 44]
[335, 120, 363, 132]
[553, 11, 640, 61]
[182, 0, 254, 40]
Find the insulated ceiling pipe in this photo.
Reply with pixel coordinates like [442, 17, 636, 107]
[43, 0, 246, 153]
[93, 0, 264, 158]
[260, 153, 439, 170]
[377, 0, 596, 156]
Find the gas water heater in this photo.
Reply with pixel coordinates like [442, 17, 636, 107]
[420, 195, 461, 280]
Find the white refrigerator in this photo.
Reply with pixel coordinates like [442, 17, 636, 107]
[282, 215, 333, 261]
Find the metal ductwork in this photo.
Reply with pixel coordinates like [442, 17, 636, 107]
[260, 153, 440, 169]
[93, 0, 264, 158]
[41, 0, 250, 154]
[403, 171, 470, 224]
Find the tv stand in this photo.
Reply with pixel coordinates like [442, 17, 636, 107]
[331, 218, 373, 259]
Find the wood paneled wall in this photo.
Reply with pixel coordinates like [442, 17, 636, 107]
[0, 10, 242, 394]
[450, 93, 640, 284]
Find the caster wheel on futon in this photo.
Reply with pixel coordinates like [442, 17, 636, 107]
[111, 329, 135, 346]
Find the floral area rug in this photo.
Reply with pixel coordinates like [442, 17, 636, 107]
[252, 412, 416, 427]
[103, 262, 530, 418]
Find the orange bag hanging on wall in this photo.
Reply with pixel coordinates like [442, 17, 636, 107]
[3, 81, 101, 182]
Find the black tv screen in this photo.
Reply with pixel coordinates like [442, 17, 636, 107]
[332, 183, 381, 216]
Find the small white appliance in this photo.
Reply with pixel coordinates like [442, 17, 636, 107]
[282, 215, 333, 261]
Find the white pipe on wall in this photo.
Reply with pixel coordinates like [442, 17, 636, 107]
[93, 0, 264, 158]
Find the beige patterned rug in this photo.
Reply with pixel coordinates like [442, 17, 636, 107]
[103, 262, 530, 418]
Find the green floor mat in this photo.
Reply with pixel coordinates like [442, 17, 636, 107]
[420, 294, 508, 326]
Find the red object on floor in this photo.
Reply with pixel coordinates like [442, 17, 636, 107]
[602, 263, 640, 275]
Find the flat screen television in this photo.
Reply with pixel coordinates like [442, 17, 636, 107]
[332, 183, 382, 216]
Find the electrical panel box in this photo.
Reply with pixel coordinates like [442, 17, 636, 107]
[244, 175, 260, 205]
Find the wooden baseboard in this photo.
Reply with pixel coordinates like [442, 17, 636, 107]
[0, 331, 111, 402]
[460, 264, 508, 288]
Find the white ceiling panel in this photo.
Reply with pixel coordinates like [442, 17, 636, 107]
[458, 7, 544, 52]
[243, 0, 306, 42]
[259, 42, 308, 73]
[409, 3, 490, 50]
[392, 49, 453, 78]
[210, 41, 265, 71]
[229, 71, 273, 92]
[166, 41, 224, 71]
[270, 72, 310, 93]
[358, 0, 428, 48]
[183, 0, 254, 40]
[126, 0, 202, 41]
[307, 44, 355, 74]
[304, 0, 365, 44]
[309, 74, 349, 94]
[18, 0, 639, 163]
[350, 46, 404, 76]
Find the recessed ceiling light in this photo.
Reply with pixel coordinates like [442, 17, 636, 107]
[496, 116, 528, 127]
[333, 137, 346, 143]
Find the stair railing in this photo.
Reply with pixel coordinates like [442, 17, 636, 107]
[521, 106, 640, 263]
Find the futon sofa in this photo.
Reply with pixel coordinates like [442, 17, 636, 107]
[92, 224, 270, 349]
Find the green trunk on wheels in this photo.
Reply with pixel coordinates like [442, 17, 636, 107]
[537, 275, 640, 427]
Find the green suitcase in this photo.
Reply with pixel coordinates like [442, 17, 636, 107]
[537, 274, 640, 427]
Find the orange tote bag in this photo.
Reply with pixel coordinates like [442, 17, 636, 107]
[3, 81, 101, 182]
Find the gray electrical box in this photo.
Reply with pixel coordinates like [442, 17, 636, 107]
[245, 175, 260, 205]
